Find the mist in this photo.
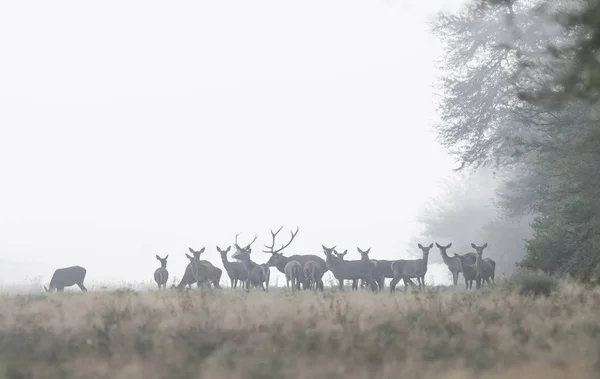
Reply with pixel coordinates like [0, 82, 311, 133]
[0, 0, 478, 289]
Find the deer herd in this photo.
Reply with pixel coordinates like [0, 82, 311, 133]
[42, 227, 497, 294]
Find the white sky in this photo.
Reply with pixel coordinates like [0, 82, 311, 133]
[0, 0, 469, 288]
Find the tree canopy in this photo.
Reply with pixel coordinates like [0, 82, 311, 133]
[430, 0, 600, 281]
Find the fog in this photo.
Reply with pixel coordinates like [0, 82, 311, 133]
[0, 0, 477, 288]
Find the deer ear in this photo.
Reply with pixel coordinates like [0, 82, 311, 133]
[483, 243, 488, 248]
[446, 243, 452, 249]
[185, 253, 193, 259]
[188, 247, 194, 253]
[428, 243, 433, 248]
[435, 242, 441, 248]
[164, 255, 168, 260]
[366, 248, 370, 254]
[156, 255, 161, 260]
[418, 243, 423, 249]
[200, 247, 205, 254]
[471, 243, 476, 249]
[226, 246, 231, 252]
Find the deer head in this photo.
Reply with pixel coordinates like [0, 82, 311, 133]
[232, 232, 258, 260]
[334, 249, 348, 259]
[263, 226, 299, 266]
[357, 247, 371, 260]
[471, 243, 488, 257]
[216, 245, 231, 257]
[188, 247, 205, 260]
[156, 255, 169, 268]
[185, 253, 196, 262]
[417, 243, 434, 257]
[321, 245, 337, 259]
[435, 242, 452, 256]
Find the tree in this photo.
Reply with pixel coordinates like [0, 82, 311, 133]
[415, 167, 531, 277]
[432, 0, 600, 280]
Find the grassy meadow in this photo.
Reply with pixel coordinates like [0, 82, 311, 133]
[0, 275, 598, 379]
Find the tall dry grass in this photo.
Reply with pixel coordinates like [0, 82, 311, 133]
[0, 278, 598, 379]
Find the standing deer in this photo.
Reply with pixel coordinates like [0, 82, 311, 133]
[303, 260, 320, 291]
[188, 247, 222, 288]
[231, 233, 270, 291]
[322, 245, 378, 292]
[454, 253, 477, 289]
[357, 247, 385, 291]
[331, 249, 355, 290]
[390, 243, 433, 293]
[284, 260, 303, 291]
[217, 245, 248, 288]
[263, 226, 327, 291]
[154, 255, 169, 289]
[471, 243, 496, 288]
[435, 242, 477, 286]
[44, 265, 88, 292]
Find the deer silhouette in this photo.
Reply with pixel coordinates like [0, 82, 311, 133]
[44, 266, 88, 292]
[154, 255, 169, 289]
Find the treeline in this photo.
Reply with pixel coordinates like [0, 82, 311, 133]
[424, 0, 600, 281]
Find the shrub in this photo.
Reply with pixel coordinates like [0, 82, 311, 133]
[503, 269, 558, 297]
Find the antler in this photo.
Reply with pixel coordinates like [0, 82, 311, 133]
[244, 234, 258, 250]
[262, 226, 299, 255]
[234, 232, 258, 251]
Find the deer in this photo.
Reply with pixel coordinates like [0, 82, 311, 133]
[173, 253, 214, 289]
[330, 249, 355, 290]
[217, 245, 248, 289]
[389, 243, 433, 293]
[188, 247, 222, 288]
[44, 265, 88, 292]
[231, 233, 270, 291]
[471, 243, 496, 289]
[322, 245, 378, 292]
[303, 260, 320, 291]
[454, 253, 477, 289]
[262, 226, 328, 291]
[284, 260, 303, 291]
[154, 255, 169, 289]
[356, 247, 387, 291]
[435, 243, 477, 286]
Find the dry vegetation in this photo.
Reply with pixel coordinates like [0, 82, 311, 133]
[1, 276, 599, 379]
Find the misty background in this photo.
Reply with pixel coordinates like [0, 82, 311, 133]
[0, 0, 530, 289]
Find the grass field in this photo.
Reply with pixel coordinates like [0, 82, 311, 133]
[0, 275, 597, 379]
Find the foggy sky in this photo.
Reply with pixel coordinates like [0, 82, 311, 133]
[0, 0, 469, 287]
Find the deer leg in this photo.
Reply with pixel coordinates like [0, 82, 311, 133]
[389, 275, 400, 294]
[77, 283, 87, 292]
[453, 271, 458, 286]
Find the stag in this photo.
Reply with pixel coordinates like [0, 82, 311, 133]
[284, 260, 303, 291]
[217, 245, 248, 288]
[154, 255, 169, 289]
[390, 243, 433, 293]
[435, 242, 477, 286]
[188, 247, 222, 288]
[44, 265, 88, 292]
[231, 233, 270, 291]
[471, 243, 496, 289]
[322, 245, 378, 292]
[303, 260, 320, 291]
[262, 226, 327, 291]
